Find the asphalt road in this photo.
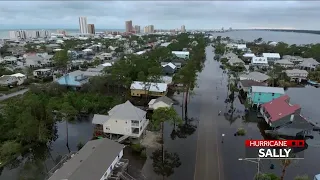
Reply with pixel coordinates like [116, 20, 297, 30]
[0, 88, 29, 101]
[193, 46, 225, 180]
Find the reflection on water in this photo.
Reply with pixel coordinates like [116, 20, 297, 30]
[150, 149, 181, 179]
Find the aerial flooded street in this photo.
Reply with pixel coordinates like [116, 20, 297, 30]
[1, 31, 320, 180]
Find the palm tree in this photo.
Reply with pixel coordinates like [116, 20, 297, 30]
[280, 153, 298, 180]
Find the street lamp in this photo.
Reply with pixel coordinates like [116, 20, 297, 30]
[238, 158, 260, 175]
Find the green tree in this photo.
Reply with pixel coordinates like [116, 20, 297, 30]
[0, 141, 22, 164]
[150, 149, 181, 180]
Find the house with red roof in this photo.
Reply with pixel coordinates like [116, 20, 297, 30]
[260, 95, 302, 128]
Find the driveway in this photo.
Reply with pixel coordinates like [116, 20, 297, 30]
[0, 88, 29, 101]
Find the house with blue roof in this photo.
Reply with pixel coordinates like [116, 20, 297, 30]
[56, 70, 90, 89]
[247, 86, 285, 107]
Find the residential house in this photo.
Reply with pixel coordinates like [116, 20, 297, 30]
[247, 86, 285, 106]
[251, 57, 268, 67]
[299, 58, 320, 71]
[282, 55, 304, 64]
[243, 53, 255, 62]
[161, 62, 182, 69]
[223, 52, 238, 59]
[148, 96, 174, 110]
[262, 53, 281, 62]
[47, 138, 127, 180]
[260, 95, 301, 128]
[98, 53, 112, 60]
[33, 69, 52, 78]
[160, 76, 173, 85]
[240, 72, 270, 82]
[275, 59, 294, 68]
[172, 51, 189, 59]
[25, 55, 49, 68]
[3, 56, 17, 65]
[162, 62, 176, 75]
[92, 101, 149, 138]
[130, 81, 168, 97]
[238, 80, 267, 93]
[237, 44, 247, 51]
[0, 73, 26, 86]
[285, 69, 308, 82]
[56, 70, 90, 89]
[160, 42, 171, 47]
[260, 95, 314, 137]
[228, 57, 244, 66]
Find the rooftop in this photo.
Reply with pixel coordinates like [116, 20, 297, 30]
[240, 72, 270, 82]
[239, 80, 266, 88]
[47, 138, 124, 180]
[261, 95, 300, 122]
[92, 100, 146, 124]
[251, 86, 285, 94]
[172, 51, 189, 55]
[262, 53, 280, 58]
[130, 81, 168, 92]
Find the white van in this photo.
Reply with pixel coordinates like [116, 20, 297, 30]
[315, 174, 320, 180]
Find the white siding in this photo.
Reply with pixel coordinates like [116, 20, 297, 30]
[100, 149, 124, 180]
[103, 119, 131, 135]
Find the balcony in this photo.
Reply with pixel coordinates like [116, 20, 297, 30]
[107, 159, 130, 180]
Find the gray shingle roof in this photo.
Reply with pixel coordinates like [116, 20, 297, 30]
[108, 100, 146, 121]
[154, 96, 174, 105]
[48, 138, 124, 180]
[240, 72, 270, 82]
[92, 114, 110, 125]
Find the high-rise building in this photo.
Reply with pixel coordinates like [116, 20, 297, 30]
[134, 25, 140, 34]
[79, 17, 88, 34]
[144, 25, 154, 34]
[88, 24, 95, 34]
[181, 25, 186, 33]
[9, 31, 17, 39]
[125, 20, 133, 33]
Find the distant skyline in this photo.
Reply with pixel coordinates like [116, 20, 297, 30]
[0, 1, 319, 30]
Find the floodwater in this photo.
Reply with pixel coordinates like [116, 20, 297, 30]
[211, 30, 320, 45]
[161, 45, 320, 180]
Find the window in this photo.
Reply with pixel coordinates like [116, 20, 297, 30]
[259, 93, 261, 95]
[272, 93, 275, 96]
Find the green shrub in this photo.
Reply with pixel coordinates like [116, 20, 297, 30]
[131, 143, 144, 153]
[0, 86, 9, 91]
[237, 128, 246, 136]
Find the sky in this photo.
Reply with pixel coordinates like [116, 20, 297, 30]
[0, 1, 319, 30]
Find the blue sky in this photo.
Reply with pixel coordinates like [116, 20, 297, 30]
[0, 1, 319, 30]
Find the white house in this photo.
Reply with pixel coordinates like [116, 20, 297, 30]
[299, 58, 320, 71]
[251, 57, 268, 67]
[3, 56, 17, 65]
[135, 50, 146, 55]
[47, 138, 126, 180]
[33, 68, 52, 78]
[243, 53, 255, 59]
[228, 57, 244, 66]
[92, 101, 149, 139]
[172, 51, 189, 59]
[285, 69, 308, 82]
[237, 44, 247, 51]
[0, 73, 26, 86]
[262, 53, 281, 62]
[275, 59, 294, 68]
[148, 96, 174, 110]
[282, 55, 304, 64]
